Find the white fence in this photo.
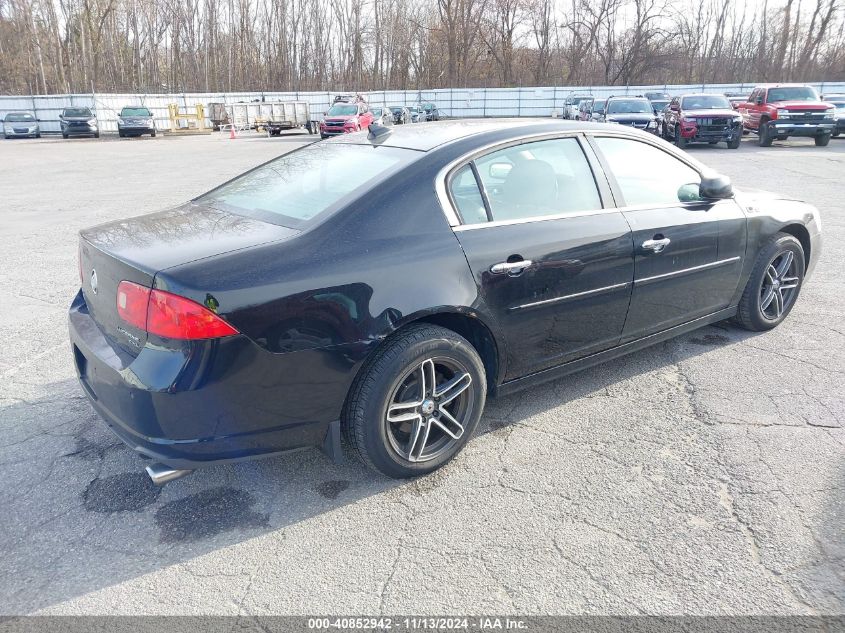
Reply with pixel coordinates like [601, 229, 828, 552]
[3, 82, 845, 134]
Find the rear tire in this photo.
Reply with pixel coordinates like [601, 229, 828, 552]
[758, 121, 773, 147]
[150, 130, 156, 137]
[815, 133, 831, 147]
[343, 324, 486, 478]
[94, 132, 100, 138]
[62, 133, 68, 139]
[118, 130, 124, 138]
[735, 233, 805, 332]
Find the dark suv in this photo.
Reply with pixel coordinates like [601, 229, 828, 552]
[662, 93, 743, 149]
[60, 107, 99, 138]
[600, 97, 659, 133]
[421, 103, 440, 121]
[118, 106, 156, 137]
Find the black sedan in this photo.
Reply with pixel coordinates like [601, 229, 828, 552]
[69, 120, 821, 483]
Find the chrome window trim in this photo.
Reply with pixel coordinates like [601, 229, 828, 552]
[635, 256, 741, 286]
[435, 127, 713, 229]
[509, 282, 631, 312]
[435, 130, 600, 228]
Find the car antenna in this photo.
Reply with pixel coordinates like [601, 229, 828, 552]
[367, 123, 391, 141]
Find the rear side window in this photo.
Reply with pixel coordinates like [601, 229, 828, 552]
[198, 143, 417, 228]
[451, 137, 602, 223]
[594, 137, 701, 207]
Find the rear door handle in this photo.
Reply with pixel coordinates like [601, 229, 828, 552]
[490, 260, 533, 274]
[642, 237, 671, 253]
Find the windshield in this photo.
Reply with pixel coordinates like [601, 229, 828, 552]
[198, 144, 417, 228]
[5, 113, 35, 122]
[121, 107, 151, 117]
[767, 87, 819, 102]
[390, 107, 404, 113]
[831, 102, 845, 110]
[607, 99, 652, 114]
[371, 108, 383, 116]
[327, 105, 357, 116]
[651, 100, 669, 110]
[63, 108, 92, 117]
[422, 104, 434, 111]
[592, 100, 606, 112]
[681, 95, 731, 109]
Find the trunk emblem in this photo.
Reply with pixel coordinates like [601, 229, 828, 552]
[90, 269, 98, 295]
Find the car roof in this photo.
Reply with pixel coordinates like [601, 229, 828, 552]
[755, 83, 814, 88]
[327, 118, 634, 152]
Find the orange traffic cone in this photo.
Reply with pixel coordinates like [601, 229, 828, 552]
[229, 124, 237, 140]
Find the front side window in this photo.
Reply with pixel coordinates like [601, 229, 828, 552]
[458, 137, 602, 222]
[594, 137, 701, 207]
[199, 143, 416, 228]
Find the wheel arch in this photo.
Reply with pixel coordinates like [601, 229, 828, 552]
[410, 311, 503, 393]
[779, 223, 811, 269]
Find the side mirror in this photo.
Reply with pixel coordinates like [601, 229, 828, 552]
[699, 173, 733, 199]
[489, 163, 513, 179]
[755, 96, 764, 105]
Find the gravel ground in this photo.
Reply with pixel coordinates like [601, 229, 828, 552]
[0, 129, 843, 617]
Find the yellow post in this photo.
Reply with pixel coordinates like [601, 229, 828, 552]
[168, 103, 179, 132]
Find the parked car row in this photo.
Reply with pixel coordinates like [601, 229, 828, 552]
[318, 96, 440, 139]
[568, 84, 842, 149]
[3, 105, 158, 139]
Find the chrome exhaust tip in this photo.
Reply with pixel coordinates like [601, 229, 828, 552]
[145, 463, 193, 486]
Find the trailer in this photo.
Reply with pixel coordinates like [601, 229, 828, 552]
[208, 100, 312, 135]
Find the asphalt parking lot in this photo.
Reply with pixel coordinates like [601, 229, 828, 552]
[1, 129, 843, 617]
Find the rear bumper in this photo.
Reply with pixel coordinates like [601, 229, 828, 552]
[68, 289, 364, 469]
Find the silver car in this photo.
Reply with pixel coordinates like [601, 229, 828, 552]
[370, 107, 394, 127]
[4, 112, 40, 139]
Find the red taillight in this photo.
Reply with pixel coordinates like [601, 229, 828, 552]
[116, 281, 238, 340]
[117, 281, 150, 330]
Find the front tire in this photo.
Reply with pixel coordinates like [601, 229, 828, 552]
[758, 121, 773, 147]
[727, 134, 741, 149]
[675, 126, 688, 149]
[735, 233, 805, 332]
[815, 133, 831, 147]
[150, 130, 156, 137]
[343, 324, 486, 478]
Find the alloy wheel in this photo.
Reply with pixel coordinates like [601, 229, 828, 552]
[385, 357, 474, 463]
[759, 250, 800, 320]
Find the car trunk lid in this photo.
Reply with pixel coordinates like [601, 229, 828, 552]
[79, 203, 299, 356]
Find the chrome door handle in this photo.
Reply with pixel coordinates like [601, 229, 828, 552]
[490, 260, 533, 274]
[642, 237, 671, 253]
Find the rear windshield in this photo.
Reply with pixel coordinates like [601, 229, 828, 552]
[327, 104, 357, 116]
[681, 95, 731, 109]
[767, 87, 819, 102]
[607, 99, 652, 114]
[198, 143, 417, 228]
[5, 113, 35, 122]
[371, 108, 383, 116]
[121, 107, 152, 116]
[63, 108, 92, 117]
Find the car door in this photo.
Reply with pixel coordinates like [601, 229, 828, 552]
[445, 134, 635, 381]
[588, 134, 746, 341]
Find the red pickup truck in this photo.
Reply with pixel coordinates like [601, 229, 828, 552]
[740, 84, 836, 147]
